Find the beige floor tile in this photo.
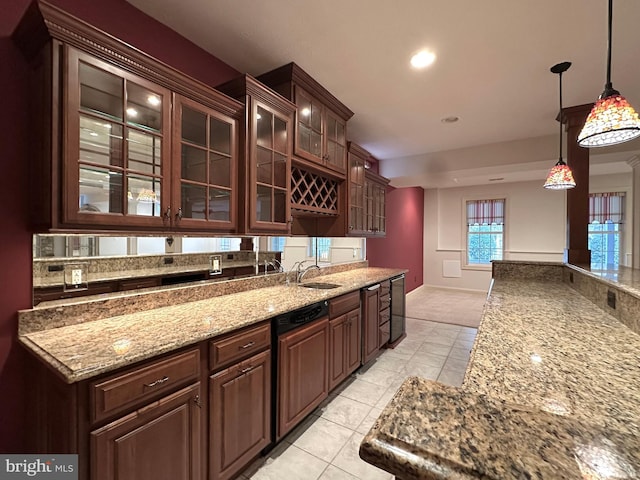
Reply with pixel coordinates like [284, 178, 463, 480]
[318, 465, 359, 480]
[246, 442, 328, 480]
[443, 357, 470, 373]
[318, 395, 372, 430]
[331, 433, 393, 480]
[355, 406, 383, 435]
[410, 351, 448, 368]
[453, 338, 475, 350]
[374, 385, 401, 409]
[338, 378, 388, 407]
[448, 346, 472, 360]
[368, 354, 407, 373]
[424, 334, 457, 348]
[437, 367, 466, 387]
[380, 348, 414, 361]
[354, 364, 405, 388]
[290, 416, 354, 463]
[403, 363, 441, 380]
[417, 342, 452, 357]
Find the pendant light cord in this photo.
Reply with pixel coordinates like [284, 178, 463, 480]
[606, 0, 613, 89]
[558, 70, 563, 161]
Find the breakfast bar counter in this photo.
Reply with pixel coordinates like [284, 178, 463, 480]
[360, 262, 640, 479]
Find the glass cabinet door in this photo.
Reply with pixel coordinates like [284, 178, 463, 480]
[325, 110, 347, 173]
[349, 153, 365, 234]
[294, 86, 323, 163]
[174, 95, 236, 231]
[65, 47, 170, 228]
[252, 103, 290, 231]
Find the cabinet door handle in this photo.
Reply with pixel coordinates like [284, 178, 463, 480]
[144, 376, 169, 388]
[163, 206, 171, 223]
[175, 207, 183, 222]
[367, 284, 380, 291]
[194, 395, 202, 408]
[240, 366, 254, 375]
[239, 341, 255, 350]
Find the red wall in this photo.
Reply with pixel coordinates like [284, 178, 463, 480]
[0, 0, 239, 453]
[367, 186, 424, 293]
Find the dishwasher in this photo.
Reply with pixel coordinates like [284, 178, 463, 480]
[271, 300, 329, 442]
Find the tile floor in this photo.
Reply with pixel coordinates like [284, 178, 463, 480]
[239, 318, 478, 480]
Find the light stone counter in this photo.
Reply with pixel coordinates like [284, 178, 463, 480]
[19, 267, 404, 383]
[360, 266, 640, 479]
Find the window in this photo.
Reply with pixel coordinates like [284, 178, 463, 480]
[466, 199, 505, 265]
[270, 237, 286, 252]
[588, 192, 624, 270]
[308, 237, 332, 262]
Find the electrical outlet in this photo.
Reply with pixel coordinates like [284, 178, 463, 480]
[71, 269, 83, 285]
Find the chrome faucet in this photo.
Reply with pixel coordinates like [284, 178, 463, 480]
[298, 264, 320, 283]
[264, 258, 283, 275]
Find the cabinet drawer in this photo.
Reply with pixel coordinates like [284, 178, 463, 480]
[379, 320, 390, 348]
[210, 322, 271, 371]
[91, 348, 200, 424]
[379, 307, 390, 326]
[329, 291, 360, 319]
[379, 293, 391, 312]
[380, 280, 390, 296]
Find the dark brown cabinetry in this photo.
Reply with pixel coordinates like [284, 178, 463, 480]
[217, 75, 297, 234]
[91, 382, 202, 480]
[329, 291, 361, 391]
[277, 317, 329, 440]
[257, 63, 353, 177]
[209, 323, 271, 480]
[362, 285, 381, 365]
[15, 2, 242, 234]
[347, 142, 389, 237]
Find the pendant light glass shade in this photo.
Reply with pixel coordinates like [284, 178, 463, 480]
[578, 0, 640, 147]
[577, 93, 640, 147]
[544, 159, 576, 189]
[544, 61, 576, 190]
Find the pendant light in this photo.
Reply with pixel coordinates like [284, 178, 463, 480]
[544, 62, 576, 190]
[578, 0, 640, 147]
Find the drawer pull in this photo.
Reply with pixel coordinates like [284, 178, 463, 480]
[239, 341, 255, 350]
[194, 395, 202, 408]
[240, 366, 254, 375]
[144, 376, 169, 388]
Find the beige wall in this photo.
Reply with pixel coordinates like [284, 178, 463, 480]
[423, 174, 633, 292]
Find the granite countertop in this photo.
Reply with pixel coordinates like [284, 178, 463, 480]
[360, 276, 640, 479]
[20, 267, 404, 383]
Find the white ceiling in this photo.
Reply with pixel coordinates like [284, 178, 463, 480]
[127, 0, 640, 187]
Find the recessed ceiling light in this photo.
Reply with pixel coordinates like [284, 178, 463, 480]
[441, 116, 459, 124]
[410, 50, 436, 69]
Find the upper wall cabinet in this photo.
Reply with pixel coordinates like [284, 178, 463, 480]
[217, 75, 296, 234]
[13, 1, 242, 234]
[257, 63, 354, 178]
[347, 142, 389, 237]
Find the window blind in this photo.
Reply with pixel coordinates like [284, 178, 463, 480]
[466, 199, 505, 225]
[589, 192, 625, 224]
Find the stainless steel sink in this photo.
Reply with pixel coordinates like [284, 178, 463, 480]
[300, 282, 341, 289]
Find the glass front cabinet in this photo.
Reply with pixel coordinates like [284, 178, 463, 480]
[63, 47, 239, 233]
[217, 75, 296, 234]
[16, 5, 242, 234]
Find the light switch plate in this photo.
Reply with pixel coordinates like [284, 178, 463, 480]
[209, 255, 222, 275]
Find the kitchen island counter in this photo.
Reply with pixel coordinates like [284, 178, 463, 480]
[360, 264, 640, 479]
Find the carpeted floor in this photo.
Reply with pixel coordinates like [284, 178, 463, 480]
[406, 285, 487, 328]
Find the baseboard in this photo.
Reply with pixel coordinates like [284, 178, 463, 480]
[410, 284, 488, 295]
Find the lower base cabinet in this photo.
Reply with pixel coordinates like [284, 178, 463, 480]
[277, 317, 329, 440]
[329, 308, 361, 391]
[91, 383, 202, 480]
[210, 350, 271, 480]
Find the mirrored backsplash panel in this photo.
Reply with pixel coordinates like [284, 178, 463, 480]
[33, 234, 366, 306]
